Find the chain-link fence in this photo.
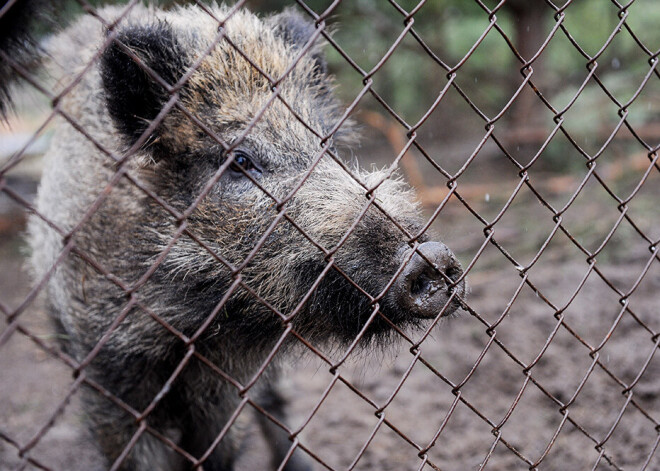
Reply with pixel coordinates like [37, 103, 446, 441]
[1, 0, 659, 470]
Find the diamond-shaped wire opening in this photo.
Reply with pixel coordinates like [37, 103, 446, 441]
[528, 326, 600, 403]
[293, 374, 385, 470]
[480, 282, 564, 366]
[595, 308, 659, 386]
[594, 219, 657, 289]
[602, 400, 660, 469]
[538, 420, 607, 470]
[428, 398, 513, 470]
[560, 1, 627, 59]
[373, 356, 457, 447]
[493, 379, 575, 468]
[566, 361, 635, 444]
[409, 83, 496, 177]
[454, 338, 534, 425]
[555, 267, 628, 347]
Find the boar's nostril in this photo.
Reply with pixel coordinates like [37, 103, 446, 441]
[410, 273, 431, 296]
[445, 265, 462, 284]
[393, 241, 465, 319]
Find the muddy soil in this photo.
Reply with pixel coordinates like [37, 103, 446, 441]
[1, 160, 659, 471]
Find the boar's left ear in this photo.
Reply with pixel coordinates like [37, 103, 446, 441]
[100, 21, 189, 148]
[269, 8, 327, 76]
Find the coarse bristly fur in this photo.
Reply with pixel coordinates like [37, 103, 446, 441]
[23, 4, 464, 470]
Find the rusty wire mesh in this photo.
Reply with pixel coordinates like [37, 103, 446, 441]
[1, 0, 659, 470]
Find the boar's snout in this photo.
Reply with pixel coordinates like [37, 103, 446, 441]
[391, 241, 465, 319]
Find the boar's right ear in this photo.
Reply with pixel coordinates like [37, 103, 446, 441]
[269, 9, 327, 77]
[100, 21, 189, 148]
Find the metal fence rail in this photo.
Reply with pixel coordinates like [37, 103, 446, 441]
[1, 0, 659, 470]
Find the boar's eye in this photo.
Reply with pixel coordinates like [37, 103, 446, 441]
[227, 151, 262, 178]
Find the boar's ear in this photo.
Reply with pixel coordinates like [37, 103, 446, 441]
[100, 21, 189, 147]
[270, 9, 327, 76]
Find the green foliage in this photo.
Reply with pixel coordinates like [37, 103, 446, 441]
[40, 0, 660, 152]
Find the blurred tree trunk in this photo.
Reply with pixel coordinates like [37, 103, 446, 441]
[506, 0, 548, 132]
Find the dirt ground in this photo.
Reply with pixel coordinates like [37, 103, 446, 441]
[1, 138, 659, 471]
